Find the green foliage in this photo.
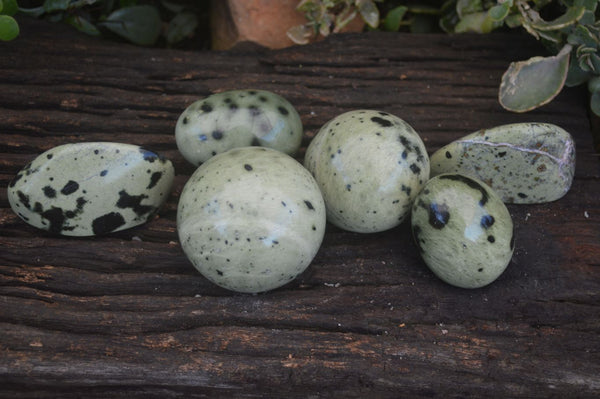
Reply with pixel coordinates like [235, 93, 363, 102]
[439, 0, 600, 116]
[12, 0, 202, 47]
[0, 0, 20, 41]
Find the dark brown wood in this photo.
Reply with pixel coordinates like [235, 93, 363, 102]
[1, 16, 599, 398]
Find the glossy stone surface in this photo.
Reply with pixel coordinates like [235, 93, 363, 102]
[411, 174, 514, 289]
[8, 142, 174, 236]
[304, 110, 430, 233]
[177, 147, 326, 293]
[430, 122, 576, 204]
[175, 89, 303, 165]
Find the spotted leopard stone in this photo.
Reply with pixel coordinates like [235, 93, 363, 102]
[8, 142, 174, 236]
[430, 122, 575, 204]
[411, 173, 514, 289]
[177, 147, 326, 293]
[304, 110, 430, 233]
[175, 89, 303, 165]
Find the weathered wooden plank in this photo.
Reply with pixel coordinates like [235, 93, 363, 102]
[0, 16, 599, 398]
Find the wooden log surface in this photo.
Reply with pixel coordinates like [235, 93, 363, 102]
[1, 17, 599, 398]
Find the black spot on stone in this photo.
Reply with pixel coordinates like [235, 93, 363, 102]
[251, 137, 260, 146]
[17, 191, 30, 209]
[399, 136, 410, 147]
[517, 192, 528, 198]
[278, 106, 289, 116]
[248, 90, 257, 95]
[244, 164, 253, 171]
[440, 174, 489, 206]
[229, 103, 239, 111]
[217, 270, 224, 276]
[47, 154, 53, 159]
[76, 197, 87, 210]
[117, 190, 154, 217]
[281, 201, 287, 207]
[42, 207, 66, 234]
[201, 103, 213, 113]
[94, 150, 100, 155]
[445, 151, 452, 159]
[147, 172, 163, 189]
[346, 184, 352, 191]
[140, 149, 160, 163]
[497, 151, 507, 157]
[487, 235, 495, 243]
[304, 200, 315, 210]
[212, 130, 224, 140]
[43, 186, 56, 198]
[371, 116, 393, 127]
[402, 150, 408, 160]
[478, 268, 484, 272]
[100, 170, 108, 177]
[9, 173, 23, 188]
[428, 202, 450, 229]
[33, 202, 43, 213]
[410, 164, 421, 174]
[259, 95, 268, 102]
[248, 105, 261, 117]
[481, 214, 495, 229]
[92, 212, 126, 235]
[182, 117, 189, 124]
[60, 180, 79, 195]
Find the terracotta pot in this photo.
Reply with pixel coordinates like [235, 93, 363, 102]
[211, 0, 365, 50]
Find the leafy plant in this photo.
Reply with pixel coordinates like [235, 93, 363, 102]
[288, 0, 383, 45]
[14, 0, 200, 46]
[0, 0, 20, 41]
[440, 0, 600, 116]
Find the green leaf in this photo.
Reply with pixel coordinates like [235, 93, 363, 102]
[166, 11, 198, 45]
[101, 5, 162, 46]
[65, 15, 101, 36]
[587, 76, 600, 93]
[357, 0, 379, 28]
[1, 0, 18, 16]
[488, 3, 510, 22]
[499, 44, 572, 112]
[590, 89, 600, 116]
[456, 0, 482, 19]
[43, 0, 70, 13]
[0, 14, 19, 40]
[382, 6, 407, 31]
[19, 6, 46, 17]
[454, 11, 499, 33]
[568, 24, 599, 48]
[287, 24, 313, 45]
[530, 6, 585, 31]
[566, 58, 592, 86]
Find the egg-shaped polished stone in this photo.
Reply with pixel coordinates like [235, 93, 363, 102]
[430, 122, 575, 204]
[175, 89, 303, 166]
[304, 110, 430, 233]
[411, 174, 514, 289]
[8, 142, 174, 236]
[177, 146, 326, 293]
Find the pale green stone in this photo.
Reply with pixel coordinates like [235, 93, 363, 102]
[8, 142, 174, 236]
[175, 89, 303, 165]
[411, 174, 514, 289]
[177, 147, 326, 293]
[304, 110, 430, 233]
[430, 122, 575, 204]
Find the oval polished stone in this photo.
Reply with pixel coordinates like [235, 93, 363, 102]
[175, 89, 303, 165]
[411, 174, 514, 289]
[177, 147, 326, 293]
[8, 142, 175, 236]
[430, 122, 575, 204]
[304, 110, 430, 233]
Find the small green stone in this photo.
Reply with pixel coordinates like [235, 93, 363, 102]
[175, 89, 303, 165]
[304, 110, 430, 233]
[177, 147, 326, 293]
[411, 174, 514, 289]
[430, 122, 575, 204]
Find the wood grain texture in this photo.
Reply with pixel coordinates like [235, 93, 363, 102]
[1, 17, 599, 398]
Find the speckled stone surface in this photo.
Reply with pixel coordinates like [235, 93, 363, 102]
[430, 122, 576, 204]
[411, 174, 514, 289]
[304, 110, 430, 233]
[8, 142, 174, 236]
[177, 146, 326, 293]
[175, 89, 303, 165]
